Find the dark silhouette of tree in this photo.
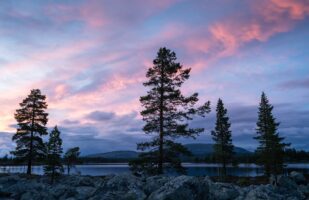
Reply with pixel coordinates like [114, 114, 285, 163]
[254, 92, 290, 177]
[211, 98, 234, 180]
[130, 47, 210, 175]
[12, 89, 48, 175]
[64, 147, 80, 175]
[44, 126, 63, 184]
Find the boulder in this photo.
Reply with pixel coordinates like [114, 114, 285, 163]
[60, 175, 98, 187]
[276, 175, 305, 199]
[277, 175, 298, 190]
[244, 184, 284, 200]
[49, 184, 67, 198]
[147, 175, 209, 200]
[290, 171, 306, 185]
[5, 179, 46, 199]
[93, 173, 146, 200]
[208, 182, 240, 200]
[57, 187, 78, 200]
[298, 184, 309, 197]
[143, 175, 172, 195]
[75, 186, 97, 199]
[78, 176, 96, 187]
[0, 174, 21, 186]
[21, 191, 56, 200]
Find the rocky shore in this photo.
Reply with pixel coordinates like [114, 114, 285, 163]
[0, 172, 308, 200]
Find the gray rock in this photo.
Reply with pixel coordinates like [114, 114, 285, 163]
[143, 175, 172, 195]
[276, 176, 305, 199]
[75, 186, 96, 199]
[208, 182, 240, 200]
[61, 175, 96, 187]
[148, 175, 209, 200]
[290, 171, 306, 185]
[5, 179, 46, 199]
[244, 184, 284, 200]
[20, 190, 56, 200]
[94, 173, 146, 200]
[58, 187, 78, 200]
[50, 184, 68, 198]
[0, 174, 21, 186]
[20, 191, 41, 200]
[78, 176, 96, 187]
[298, 184, 309, 197]
[0, 173, 307, 200]
[277, 175, 298, 190]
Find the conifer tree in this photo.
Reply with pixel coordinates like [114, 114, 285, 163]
[211, 98, 234, 179]
[64, 147, 80, 175]
[254, 92, 290, 177]
[130, 47, 211, 175]
[12, 89, 48, 175]
[44, 126, 63, 183]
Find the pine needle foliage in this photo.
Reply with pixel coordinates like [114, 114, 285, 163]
[254, 92, 290, 177]
[211, 98, 234, 180]
[44, 126, 63, 183]
[130, 47, 211, 175]
[12, 89, 48, 175]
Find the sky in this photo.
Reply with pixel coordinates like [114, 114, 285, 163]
[0, 0, 308, 156]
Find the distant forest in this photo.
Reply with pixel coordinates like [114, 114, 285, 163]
[1, 148, 309, 165]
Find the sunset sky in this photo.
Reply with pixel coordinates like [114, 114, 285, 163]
[0, 0, 308, 155]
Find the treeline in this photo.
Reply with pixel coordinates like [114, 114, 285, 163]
[2, 148, 308, 166]
[4, 89, 81, 183]
[129, 47, 294, 181]
[1, 47, 305, 182]
[192, 148, 309, 164]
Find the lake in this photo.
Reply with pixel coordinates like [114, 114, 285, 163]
[1, 163, 309, 176]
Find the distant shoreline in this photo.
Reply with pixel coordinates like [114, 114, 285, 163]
[1, 162, 309, 166]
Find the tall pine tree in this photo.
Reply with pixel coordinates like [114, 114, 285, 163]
[12, 89, 48, 175]
[211, 98, 234, 179]
[130, 47, 210, 175]
[64, 147, 80, 175]
[44, 126, 63, 183]
[254, 92, 290, 177]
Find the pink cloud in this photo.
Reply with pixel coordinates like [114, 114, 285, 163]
[261, 0, 309, 20]
[44, 3, 108, 28]
[45, 0, 181, 29]
[1, 40, 97, 78]
[182, 0, 309, 72]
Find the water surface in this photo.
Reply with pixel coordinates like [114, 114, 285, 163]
[1, 163, 308, 176]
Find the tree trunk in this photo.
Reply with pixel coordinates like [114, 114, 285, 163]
[27, 100, 36, 175]
[158, 68, 164, 174]
[27, 131, 33, 175]
[223, 159, 226, 180]
[67, 165, 70, 175]
[159, 118, 163, 174]
[51, 166, 55, 184]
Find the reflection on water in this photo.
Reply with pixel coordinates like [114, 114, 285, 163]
[1, 163, 308, 176]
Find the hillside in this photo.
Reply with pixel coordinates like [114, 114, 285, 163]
[185, 143, 251, 156]
[85, 143, 251, 159]
[86, 150, 139, 159]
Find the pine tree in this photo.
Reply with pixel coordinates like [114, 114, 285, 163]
[211, 98, 234, 179]
[130, 47, 211, 175]
[254, 92, 290, 177]
[64, 147, 80, 175]
[44, 126, 63, 183]
[12, 89, 48, 175]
